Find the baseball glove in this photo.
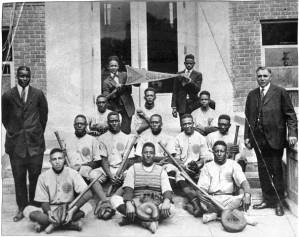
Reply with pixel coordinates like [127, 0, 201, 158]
[94, 200, 115, 220]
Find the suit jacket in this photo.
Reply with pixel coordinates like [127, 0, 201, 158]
[244, 83, 297, 150]
[171, 70, 202, 114]
[102, 72, 135, 117]
[2, 86, 48, 158]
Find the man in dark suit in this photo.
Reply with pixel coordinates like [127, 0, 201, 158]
[171, 54, 202, 119]
[244, 66, 297, 216]
[102, 56, 136, 134]
[2, 66, 48, 221]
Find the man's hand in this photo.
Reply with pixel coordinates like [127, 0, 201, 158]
[114, 175, 124, 186]
[161, 198, 171, 218]
[172, 108, 177, 118]
[244, 138, 252, 149]
[47, 210, 58, 224]
[64, 206, 77, 224]
[228, 144, 239, 154]
[242, 193, 251, 211]
[126, 201, 135, 221]
[288, 136, 297, 147]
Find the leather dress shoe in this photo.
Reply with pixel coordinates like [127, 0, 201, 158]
[253, 201, 271, 209]
[13, 210, 24, 222]
[275, 204, 284, 216]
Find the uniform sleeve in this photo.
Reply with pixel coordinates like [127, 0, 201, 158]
[165, 136, 176, 155]
[161, 169, 172, 193]
[73, 170, 88, 194]
[199, 135, 214, 161]
[65, 137, 82, 166]
[232, 162, 247, 187]
[135, 139, 144, 157]
[92, 138, 101, 161]
[174, 136, 182, 158]
[197, 165, 210, 192]
[123, 166, 135, 189]
[34, 174, 50, 203]
[98, 139, 108, 158]
[126, 135, 136, 159]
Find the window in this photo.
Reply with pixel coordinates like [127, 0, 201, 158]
[2, 27, 14, 94]
[100, 2, 131, 85]
[147, 2, 178, 93]
[261, 19, 298, 107]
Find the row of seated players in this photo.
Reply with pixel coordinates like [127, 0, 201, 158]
[23, 109, 251, 233]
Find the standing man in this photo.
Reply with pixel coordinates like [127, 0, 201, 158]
[2, 66, 48, 222]
[171, 54, 202, 119]
[102, 55, 137, 134]
[244, 66, 297, 216]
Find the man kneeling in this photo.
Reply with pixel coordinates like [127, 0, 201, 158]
[111, 142, 174, 233]
[23, 148, 93, 233]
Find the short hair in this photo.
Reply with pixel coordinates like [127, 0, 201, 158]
[212, 140, 227, 151]
[180, 113, 193, 122]
[50, 148, 63, 156]
[74, 114, 87, 123]
[144, 87, 156, 95]
[185, 54, 195, 61]
[17, 66, 31, 76]
[150, 114, 162, 122]
[96, 94, 107, 101]
[256, 66, 271, 74]
[199, 90, 210, 98]
[107, 111, 120, 120]
[108, 55, 120, 64]
[142, 142, 156, 153]
[218, 114, 231, 122]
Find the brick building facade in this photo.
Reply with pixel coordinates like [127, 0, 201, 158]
[2, 1, 298, 139]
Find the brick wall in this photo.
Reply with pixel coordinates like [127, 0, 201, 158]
[2, 2, 46, 94]
[230, 0, 298, 112]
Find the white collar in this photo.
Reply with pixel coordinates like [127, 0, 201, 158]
[260, 83, 270, 95]
[185, 68, 193, 74]
[17, 84, 29, 99]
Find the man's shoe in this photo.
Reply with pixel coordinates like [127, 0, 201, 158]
[13, 210, 24, 222]
[275, 204, 284, 216]
[253, 201, 271, 209]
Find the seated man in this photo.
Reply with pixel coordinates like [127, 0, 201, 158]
[23, 148, 93, 233]
[97, 111, 135, 188]
[110, 142, 174, 233]
[197, 140, 251, 223]
[162, 114, 212, 217]
[191, 91, 218, 136]
[135, 114, 175, 163]
[206, 114, 247, 171]
[65, 114, 114, 219]
[87, 95, 113, 136]
[132, 87, 159, 134]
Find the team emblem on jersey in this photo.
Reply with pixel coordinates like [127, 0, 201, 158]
[192, 144, 203, 154]
[62, 182, 72, 193]
[82, 147, 91, 156]
[116, 142, 125, 151]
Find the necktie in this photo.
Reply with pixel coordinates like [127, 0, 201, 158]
[21, 88, 26, 104]
[260, 88, 265, 104]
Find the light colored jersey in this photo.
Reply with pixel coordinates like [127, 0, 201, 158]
[175, 131, 213, 165]
[197, 159, 246, 195]
[191, 107, 217, 128]
[98, 131, 135, 169]
[131, 105, 158, 134]
[34, 167, 87, 204]
[65, 134, 101, 166]
[135, 130, 175, 157]
[206, 130, 245, 160]
[87, 109, 113, 131]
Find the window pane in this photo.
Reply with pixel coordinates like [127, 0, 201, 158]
[2, 27, 13, 62]
[147, 2, 178, 93]
[261, 21, 297, 45]
[100, 2, 131, 83]
[265, 47, 298, 67]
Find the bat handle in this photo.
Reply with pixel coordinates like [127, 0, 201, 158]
[45, 223, 56, 234]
